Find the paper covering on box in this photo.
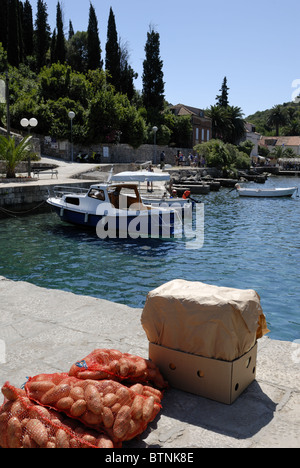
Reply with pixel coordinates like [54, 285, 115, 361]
[141, 280, 269, 361]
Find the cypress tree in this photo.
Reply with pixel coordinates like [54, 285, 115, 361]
[105, 7, 120, 91]
[68, 20, 74, 40]
[23, 0, 34, 57]
[216, 76, 230, 107]
[142, 25, 165, 123]
[87, 3, 102, 70]
[54, 1, 66, 63]
[7, 0, 21, 66]
[0, 0, 8, 51]
[34, 0, 51, 70]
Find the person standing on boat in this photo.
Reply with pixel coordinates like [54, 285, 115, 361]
[160, 151, 165, 169]
[147, 165, 154, 192]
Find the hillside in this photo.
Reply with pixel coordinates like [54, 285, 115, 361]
[246, 100, 300, 136]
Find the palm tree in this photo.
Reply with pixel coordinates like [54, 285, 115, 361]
[267, 105, 289, 136]
[0, 135, 33, 178]
[225, 105, 245, 144]
[206, 105, 231, 140]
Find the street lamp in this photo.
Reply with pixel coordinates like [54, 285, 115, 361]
[20, 117, 38, 177]
[68, 111, 75, 162]
[152, 126, 158, 165]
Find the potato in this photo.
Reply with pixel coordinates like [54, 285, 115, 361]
[102, 406, 114, 429]
[41, 383, 71, 405]
[55, 429, 70, 448]
[113, 405, 131, 440]
[142, 396, 155, 422]
[1, 385, 25, 402]
[0, 412, 8, 448]
[102, 392, 118, 408]
[85, 384, 103, 415]
[26, 418, 48, 447]
[69, 386, 84, 401]
[131, 395, 144, 420]
[56, 397, 74, 411]
[70, 399, 87, 418]
[7, 416, 23, 448]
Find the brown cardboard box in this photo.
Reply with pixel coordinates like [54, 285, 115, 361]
[149, 342, 257, 405]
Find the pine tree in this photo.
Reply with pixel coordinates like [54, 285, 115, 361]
[105, 7, 121, 91]
[216, 76, 230, 107]
[34, 0, 51, 70]
[53, 1, 66, 63]
[22, 0, 34, 57]
[87, 3, 102, 70]
[142, 25, 165, 124]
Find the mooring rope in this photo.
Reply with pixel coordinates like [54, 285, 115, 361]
[0, 200, 48, 217]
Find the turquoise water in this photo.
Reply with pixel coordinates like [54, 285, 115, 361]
[0, 176, 299, 342]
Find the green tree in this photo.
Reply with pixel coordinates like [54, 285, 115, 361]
[34, 0, 51, 70]
[267, 105, 289, 136]
[105, 7, 120, 91]
[0, 0, 8, 51]
[119, 40, 137, 101]
[216, 76, 229, 107]
[7, 0, 21, 66]
[66, 31, 88, 73]
[206, 105, 231, 140]
[142, 25, 165, 125]
[225, 105, 245, 144]
[53, 1, 66, 64]
[0, 134, 34, 178]
[22, 0, 34, 58]
[87, 3, 102, 70]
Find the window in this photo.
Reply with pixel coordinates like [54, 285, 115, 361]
[88, 189, 105, 200]
[207, 129, 210, 141]
[201, 129, 205, 141]
[196, 128, 199, 140]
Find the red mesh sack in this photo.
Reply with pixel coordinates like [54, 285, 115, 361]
[25, 373, 162, 443]
[0, 382, 117, 448]
[68, 349, 167, 389]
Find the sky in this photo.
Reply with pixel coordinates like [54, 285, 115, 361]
[31, 0, 300, 118]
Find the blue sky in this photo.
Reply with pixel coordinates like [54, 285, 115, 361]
[31, 0, 300, 117]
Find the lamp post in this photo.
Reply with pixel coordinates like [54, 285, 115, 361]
[152, 126, 158, 165]
[68, 111, 75, 162]
[20, 117, 38, 177]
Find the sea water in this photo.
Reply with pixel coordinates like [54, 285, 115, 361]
[0, 176, 299, 342]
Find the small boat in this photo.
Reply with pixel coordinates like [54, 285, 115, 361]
[235, 184, 298, 198]
[47, 182, 183, 239]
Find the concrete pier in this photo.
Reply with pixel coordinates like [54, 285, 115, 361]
[0, 276, 299, 448]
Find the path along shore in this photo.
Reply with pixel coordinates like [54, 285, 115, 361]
[0, 276, 299, 448]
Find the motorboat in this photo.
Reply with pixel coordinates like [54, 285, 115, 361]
[46, 182, 184, 239]
[110, 170, 195, 211]
[235, 184, 298, 198]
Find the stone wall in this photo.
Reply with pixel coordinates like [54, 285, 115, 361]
[42, 138, 193, 165]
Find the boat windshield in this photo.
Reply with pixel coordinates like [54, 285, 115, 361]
[88, 188, 105, 200]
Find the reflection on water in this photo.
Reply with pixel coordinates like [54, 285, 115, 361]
[0, 176, 299, 342]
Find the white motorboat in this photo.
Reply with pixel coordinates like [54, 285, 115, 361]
[47, 182, 183, 239]
[235, 184, 298, 198]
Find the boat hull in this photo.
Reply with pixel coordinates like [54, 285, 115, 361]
[48, 201, 177, 239]
[237, 187, 297, 198]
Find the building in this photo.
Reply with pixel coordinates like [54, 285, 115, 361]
[169, 104, 212, 147]
[242, 122, 261, 156]
[259, 136, 300, 156]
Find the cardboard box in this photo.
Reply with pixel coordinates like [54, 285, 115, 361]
[149, 342, 257, 405]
